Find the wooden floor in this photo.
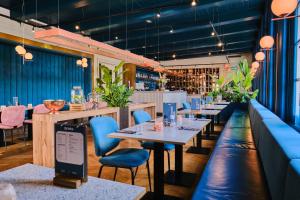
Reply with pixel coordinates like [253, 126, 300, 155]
[0, 125, 222, 200]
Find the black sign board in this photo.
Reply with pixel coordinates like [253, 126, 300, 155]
[54, 122, 88, 183]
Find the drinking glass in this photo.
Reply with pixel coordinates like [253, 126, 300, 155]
[12, 97, 18, 106]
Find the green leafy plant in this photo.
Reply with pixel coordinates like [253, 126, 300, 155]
[208, 75, 226, 100]
[226, 59, 259, 103]
[95, 61, 134, 108]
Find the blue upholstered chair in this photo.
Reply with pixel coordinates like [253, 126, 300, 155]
[90, 116, 151, 190]
[133, 110, 175, 171]
[182, 102, 191, 109]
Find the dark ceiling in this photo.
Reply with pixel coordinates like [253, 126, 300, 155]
[0, 0, 265, 61]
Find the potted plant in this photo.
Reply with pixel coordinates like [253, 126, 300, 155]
[95, 61, 134, 129]
[224, 59, 259, 110]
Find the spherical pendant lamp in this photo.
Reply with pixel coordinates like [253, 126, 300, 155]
[82, 62, 88, 68]
[260, 35, 275, 49]
[76, 59, 83, 65]
[24, 52, 33, 61]
[252, 61, 260, 69]
[82, 58, 88, 63]
[255, 52, 265, 62]
[271, 0, 298, 17]
[15, 45, 26, 55]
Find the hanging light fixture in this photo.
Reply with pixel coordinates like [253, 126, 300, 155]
[15, 45, 26, 55]
[172, 54, 176, 59]
[260, 35, 275, 50]
[24, 52, 33, 61]
[82, 62, 88, 68]
[191, 0, 197, 7]
[252, 61, 260, 69]
[255, 52, 265, 62]
[82, 57, 88, 63]
[76, 59, 82, 65]
[271, 0, 298, 17]
[217, 42, 223, 47]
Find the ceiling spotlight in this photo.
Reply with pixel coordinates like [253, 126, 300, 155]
[211, 31, 215, 36]
[191, 0, 197, 6]
[142, 46, 146, 49]
[208, 52, 212, 56]
[154, 56, 157, 59]
[75, 25, 80, 30]
[172, 54, 176, 59]
[170, 29, 174, 33]
[115, 36, 119, 40]
[146, 19, 152, 23]
[217, 42, 223, 47]
[156, 12, 161, 18]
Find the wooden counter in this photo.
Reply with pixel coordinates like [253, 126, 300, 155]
[128, 103, 156, 127]
[32, 107, 120, 168]
[130, 91, 187, 113]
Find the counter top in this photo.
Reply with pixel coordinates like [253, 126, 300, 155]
[134, 90, 187, 93]
[0, 164, 145, 200]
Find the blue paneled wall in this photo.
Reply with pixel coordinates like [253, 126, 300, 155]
[0, 39, 92, 106]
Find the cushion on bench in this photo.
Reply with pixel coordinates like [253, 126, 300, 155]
[192, 147, 269, 200]
[259, 119, 300, 200]
[217, 128, 255, 150]
[284, 159, 300, 200]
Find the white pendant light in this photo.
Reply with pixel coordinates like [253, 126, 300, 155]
[24, 52, 33, 61]
[82, 57, 88, 63]
[82, 62, 88, 68]
[76, 59, 83, 65]
[255, 52, 265, 62]
[260, 35, 275, 49]
[271, 0, 298, 17]
[15, 45, 26, 55]
[251, 61, 260, 69]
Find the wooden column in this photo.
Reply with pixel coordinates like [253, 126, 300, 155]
[123, 63, 136, 89]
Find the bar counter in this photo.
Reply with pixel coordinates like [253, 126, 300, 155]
[32, 107, 120, 168]
[130, 91, 187, 113]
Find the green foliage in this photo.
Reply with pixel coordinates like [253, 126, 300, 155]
[226, 59, 259, 103]
[95, 61, 134, 108]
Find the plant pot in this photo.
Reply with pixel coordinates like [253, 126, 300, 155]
[231, 102, 248, 111]
[119, 107, 129, 130]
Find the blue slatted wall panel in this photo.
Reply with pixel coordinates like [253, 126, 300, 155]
[0, 40, 92, 106]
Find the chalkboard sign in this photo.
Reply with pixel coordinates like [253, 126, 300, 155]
[163, 103, 176, 125]
[54, 122, 88, 184]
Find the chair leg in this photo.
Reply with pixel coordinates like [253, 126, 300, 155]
[146, 160, 152, 192]
[23, 126, 27, 146]
[113, 167, 118, 181]
[3, 130, 7, 149]
[130, 168, 135, 185]
[134, 167, 139, 178]
[193, 137, 195, 147]
[149, 149, 152, 157]
[167, 150, 171, 171]
[11, 130, 13, 144]
[98, 165, 104, 178]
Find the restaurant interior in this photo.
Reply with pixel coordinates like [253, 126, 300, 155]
[0, 0, 299, 199]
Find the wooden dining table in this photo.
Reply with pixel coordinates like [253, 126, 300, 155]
[109, 118, 210, 200]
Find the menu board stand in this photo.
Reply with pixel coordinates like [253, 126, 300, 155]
[53, 121, 88, 188]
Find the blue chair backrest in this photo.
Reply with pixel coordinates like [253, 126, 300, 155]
[133, 110, 151, 124]
[90, 116, 120, 157]
[182, 102, 191, 109]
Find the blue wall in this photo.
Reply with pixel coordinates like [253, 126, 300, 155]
[0, 39, 92, 106]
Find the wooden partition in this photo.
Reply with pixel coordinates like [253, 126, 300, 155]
[128, 103, 156, 127]
[32, 108, 119, 168]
